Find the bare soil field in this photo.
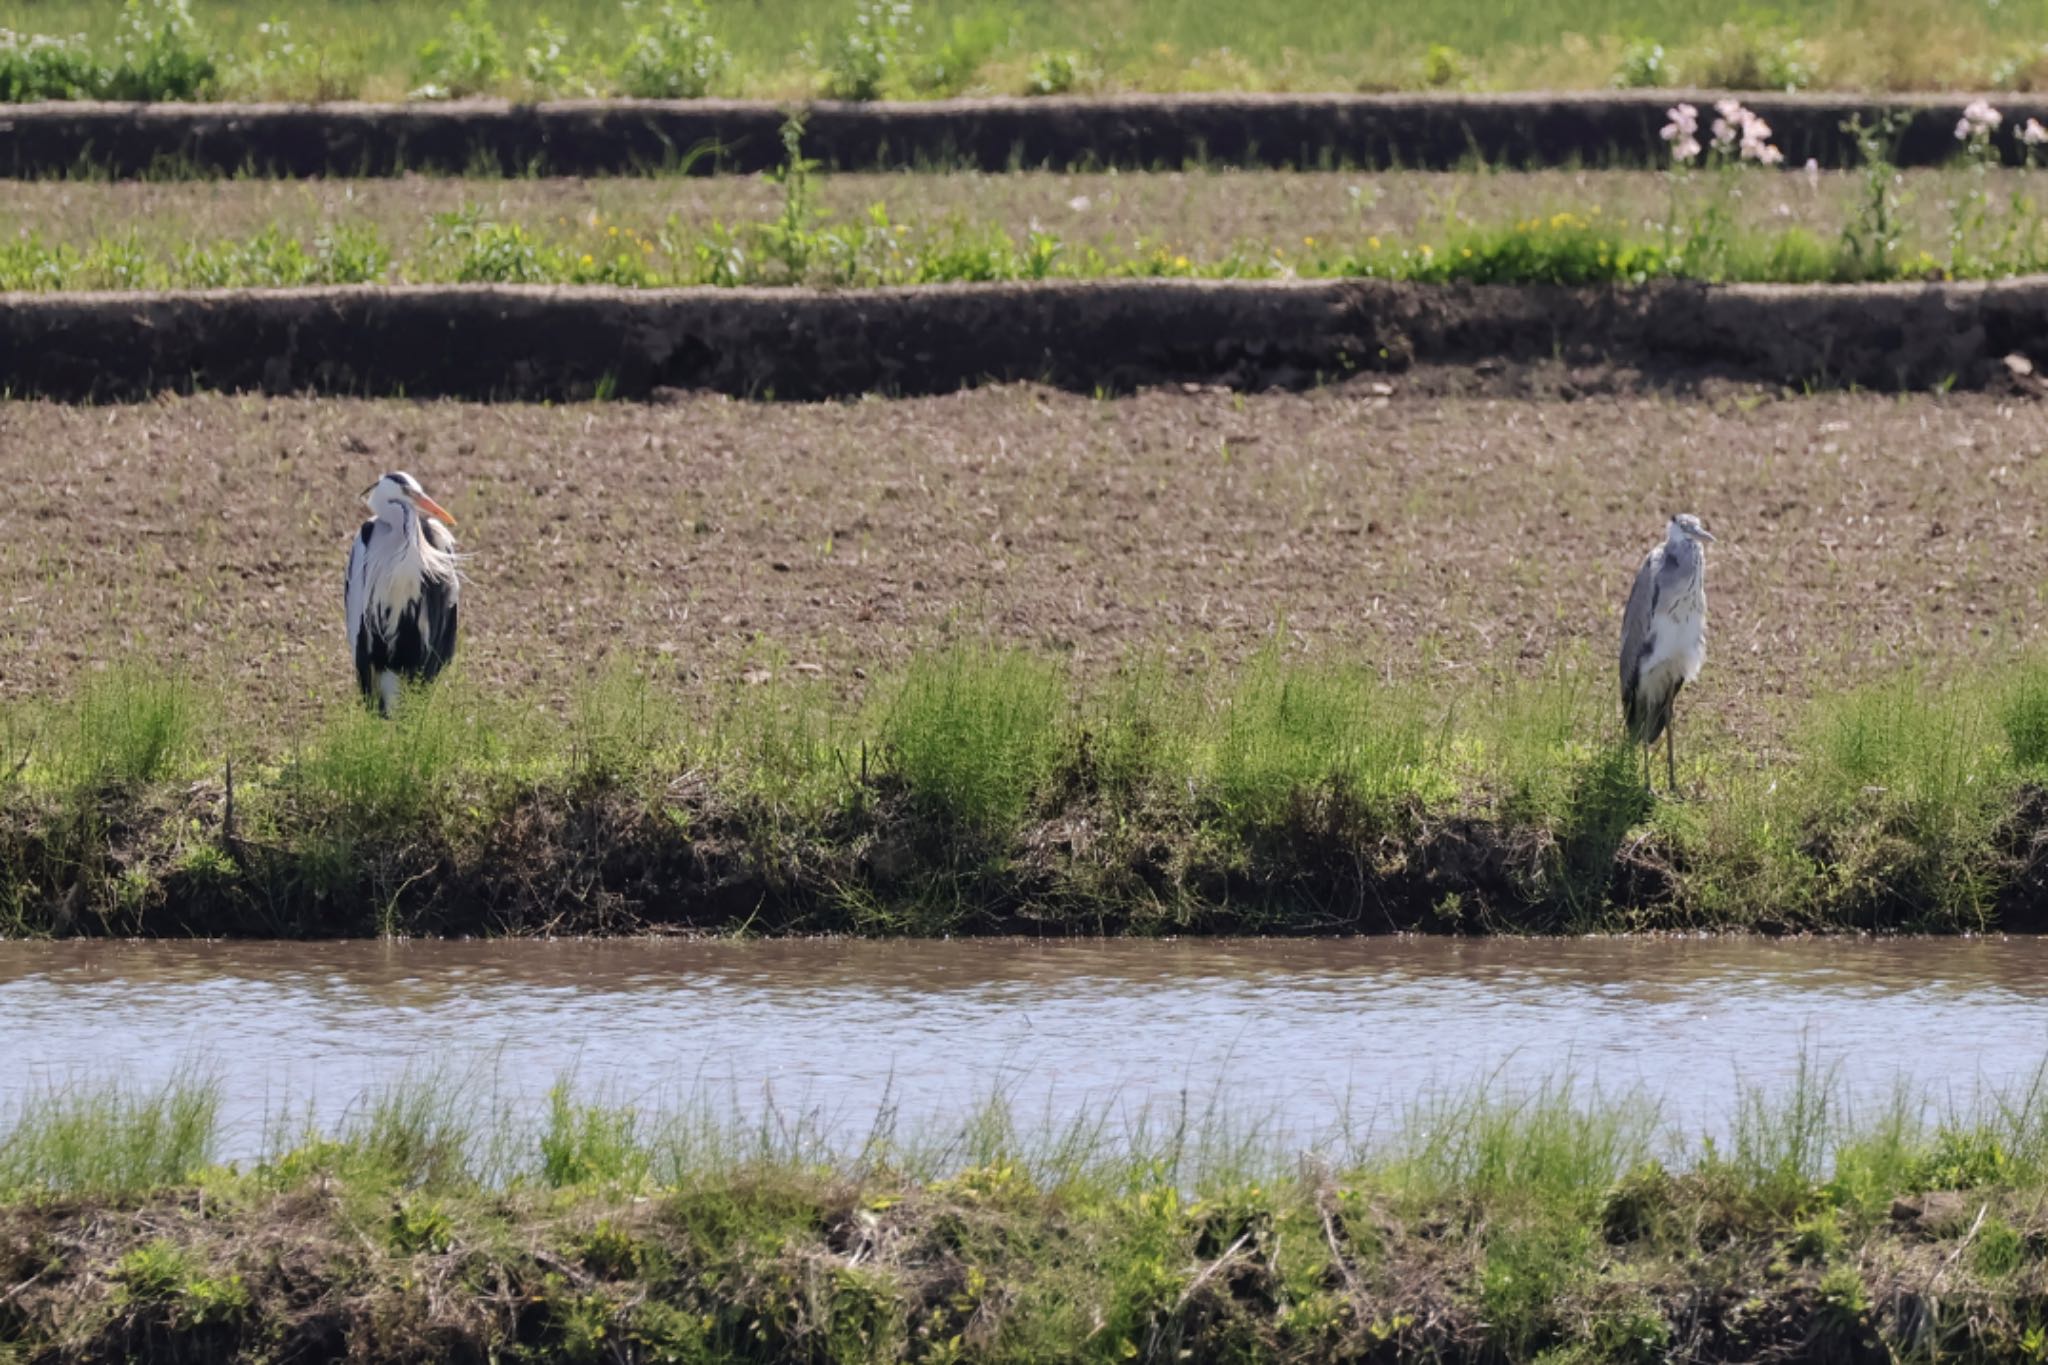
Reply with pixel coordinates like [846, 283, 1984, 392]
[0, 167, 2023, 266]
[3, 385, 2041, 751]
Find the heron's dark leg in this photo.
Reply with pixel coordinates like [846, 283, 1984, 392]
[1666, 720, 1677, 795]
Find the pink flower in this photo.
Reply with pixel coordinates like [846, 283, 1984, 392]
[1956, 99, 2002, 141]
[1704, 99, 1783, 165]
[1660, 102, 1701, 163]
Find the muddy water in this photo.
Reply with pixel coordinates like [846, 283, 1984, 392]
[3, 937, 2045, 1158]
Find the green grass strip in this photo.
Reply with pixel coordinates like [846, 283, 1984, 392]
[5, 645, 2048, 936]
[5, 1063, 2048, 1361]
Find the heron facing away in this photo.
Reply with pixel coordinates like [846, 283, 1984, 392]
[344, 471, 461, 716]
[1619, 513, 1714, 794]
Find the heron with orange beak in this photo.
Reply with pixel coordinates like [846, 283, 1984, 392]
[344, 471, 462, 716]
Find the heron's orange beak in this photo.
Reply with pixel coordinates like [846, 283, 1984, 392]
[412, 493, 456, 526]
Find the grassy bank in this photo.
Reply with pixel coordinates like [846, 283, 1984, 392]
[0, 193, 2019, 290]
[17, 104, 2048, 287]
[0, 0, 2043, 100]
[6, 1066, 2048, 1361]
[5, 644, 2048, 937]
[17, 138, 2048, 287]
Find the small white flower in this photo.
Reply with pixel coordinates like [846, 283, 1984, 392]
[2025, 118, 2048, 145]
[1803, 156, 1820, 188]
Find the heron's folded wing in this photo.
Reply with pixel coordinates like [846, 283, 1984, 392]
[344, 521, 373, 643]
[419, 572, 459, 680]
[1618, 547, 1661, 707]
[345, 522, 376, 698]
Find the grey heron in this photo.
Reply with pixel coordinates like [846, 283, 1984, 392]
[1619, 513, 1714, 794]
[344, 471, 461, 716]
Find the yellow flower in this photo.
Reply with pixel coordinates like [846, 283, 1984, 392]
[608, 225, 619, 236]
[1367, 235, 1381, 249]
[1461, 247, 1473, 258]
[1303, 235, 1316, 246]
[1173, 254, 1190, 268]
[1420, 243, 1434, 256]
[580, 253, 593, 266]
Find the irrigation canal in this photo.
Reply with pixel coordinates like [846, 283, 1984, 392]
[4, 937, 2041, 1157]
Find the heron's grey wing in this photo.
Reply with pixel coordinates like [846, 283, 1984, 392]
[1619, 546, 1661, 713]
[345, 521, 375, 698]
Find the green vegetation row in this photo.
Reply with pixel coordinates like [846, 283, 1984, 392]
[8, 1063, 2048, 1362]
[6, 639, 2048, 937]
[5, 126, 2047, 290]
[6, 0, 2048, 102]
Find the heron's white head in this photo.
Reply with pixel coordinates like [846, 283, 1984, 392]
[361, 471, 456, 527]
[1667, 513, 1714, 546]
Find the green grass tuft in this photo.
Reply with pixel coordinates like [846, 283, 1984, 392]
[0, 1074, 219, 1196]
[879, 645, 1064, 835]
[42, 663, 203, 792]
[1205, 648, 1438, 830]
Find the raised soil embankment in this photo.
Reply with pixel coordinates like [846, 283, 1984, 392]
[13, 773, 2048, 939]
[4, 277, 2047, 400]
[2, 91, 2045, 176]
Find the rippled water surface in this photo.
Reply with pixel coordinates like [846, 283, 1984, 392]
[4, 937, 2044, 1155]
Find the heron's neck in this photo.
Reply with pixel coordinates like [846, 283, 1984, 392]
[379, 502, 419, 540]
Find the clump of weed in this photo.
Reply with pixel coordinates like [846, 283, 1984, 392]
[1796, 674, 2011, 925]
[1691, 20, 1817, 91]
[1611, 39, 1673, 88]
[114, 1237, 249, 1325]
[519, 16, 595, 97]
[617, 0, 728, 98]
[1024, 50, 1085, 96]
[1420, 43, 1464, 88]
[44, 664, 202, 792]
[1205, 648, 1436, 832]
[233, 18, 362, 101]
[539, 1084, 648, 1188]
[103, 0, 218, 101]
[709, 667, 859, 824]
[0, 1076, 218, 1196]
[2001, 657, 2048, 771]
[0, 29, 102, 100]
[908, 10, 1006, 95]
[571, 660, 682, 789]
[284, 677, 516, 842]
[813, 0, 918, 100]
[878, 645, 1063, 836]
[430, 205, 551, 282]
[1552, 743, 1654, 914]
[411, 0, 506, 99]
